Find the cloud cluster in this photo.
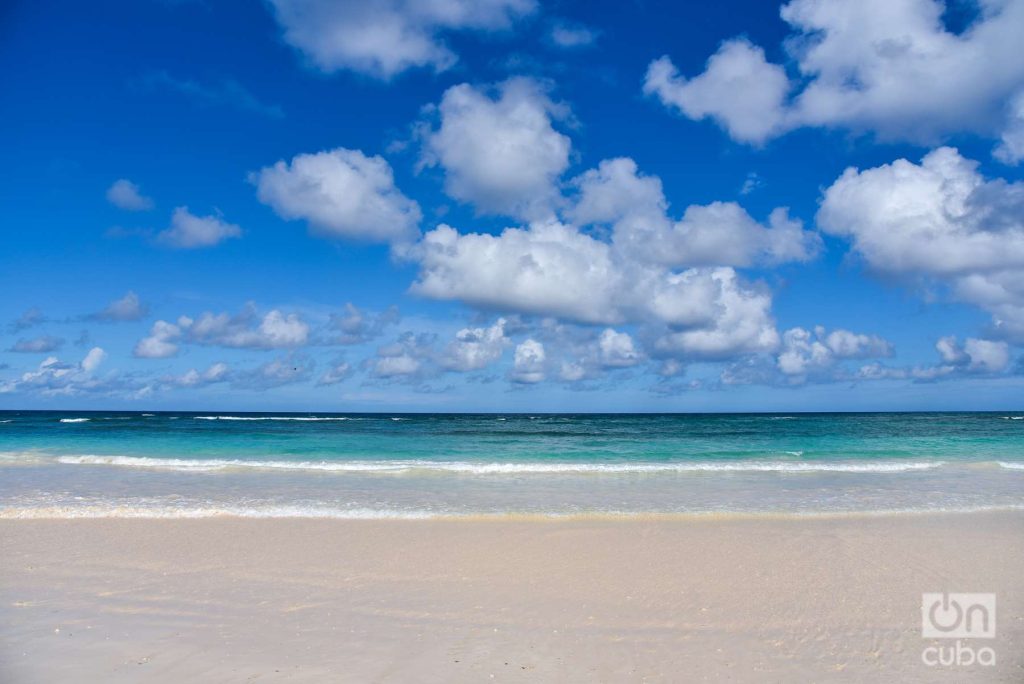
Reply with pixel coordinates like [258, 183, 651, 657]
[0, 348, 111, 396]
[253, 148, 421, 244]
[570, 157, 820, 267]
[267, 0, 536, 79]
[777, 326, 892, 381]
[818, 147, 1024, 341]
[134, 306, 310, 358]
[645, 0, 1024, 153]
[157, 207, 242, 249]
[419, 78, 571, 219]
[859, 335, 1010, 381]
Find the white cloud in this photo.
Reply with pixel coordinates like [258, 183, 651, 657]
[106, 179, 153, 211]
[645, 0, 1024, 149]
[325, 303, 401, 344]
[548, 22, 598, 49]
[964, 337, 1011, 373]
[91, 291, 148, 322]
[135, 306, 309, 357]
[420, 78, 571, 219]
[598, 329, 641, 368]
[318, 361, 354, 386]
[134, 320, 182, 359]
[9, 336, 63, 353]
[776, 326, 892, 380]
[441, 318, 509, 371]
[858, 335, 1010, 381]
[511, 338, 545, 383]
[372, 354, 421, 378]
[994, 91, 1024, 164]
[157, 207, 242, 249]
[818, 147, 1024, 340]
[167, 363, 230, 388]
[570, 158, 820, 267]
[267, 0, 536, 79]
[253, 148, 421, 244]
[1, 348, 109, 396]
[410, 220, 782, 359]
[649, 270, 780, 360]
[644, 41, 790, 144]
[186, 308, 309, 349]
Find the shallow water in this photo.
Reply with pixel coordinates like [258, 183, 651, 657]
[1, 411, 1022, 517]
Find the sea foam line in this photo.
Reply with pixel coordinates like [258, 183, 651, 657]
[59, 418, 90, 423]
[2, 504, 1022, 521]
[53, 455, 948, 475]
[998, 462, 1024, 470]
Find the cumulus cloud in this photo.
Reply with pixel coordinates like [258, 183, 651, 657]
[569, 157, 820, 267]
[597, 328, 641, 368]
[134, 320, 182, 359]
[253, 148, 421, 244]
[858, 335, 1010, 381]
[776, 326, 892, 381]
[325, 303, 401, 345]
[156, 207, 242, 249]
[8, 335, 64, 353]
[106, 179, 153, 211]
[185, 307, 309, 349]
[995, 92, 1024, 164]
[440, 318, 509, 371]
[135, 306, 310, 357]
[644, 41, 790, 144]
[645, 0, 1024, 149]
[0, 348, 110, 396]
[90, 291, 148, 322]
[510, 338, 545, 383]
[410, 220, 783, 359]
[420, 78, 571, 219]
[818, 147, 1024, 340]
[267, 0, 536, 79]
[165, 362, 230, 388]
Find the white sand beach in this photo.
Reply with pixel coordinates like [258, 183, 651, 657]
[2, 512, 1021, 682]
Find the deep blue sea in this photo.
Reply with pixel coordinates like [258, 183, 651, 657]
[1, 411, 1022, 518]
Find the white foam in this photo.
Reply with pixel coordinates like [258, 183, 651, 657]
[0, 505, 437, 520]
[59, 418, 90, 423]
[1002, 416, 1024, 420]
[997, 462, 1024, 470]
[2, 503, 1021, 521]
[0, 420, 12, 424]
[54, 455, 947, 475]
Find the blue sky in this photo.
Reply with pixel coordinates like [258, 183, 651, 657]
[2, 0, 1024, 411]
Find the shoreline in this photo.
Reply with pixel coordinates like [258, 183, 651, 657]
[3, 511, 1022, 682]
[3, 504, 1024, 521]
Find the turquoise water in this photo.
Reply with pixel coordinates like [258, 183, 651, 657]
[1, 411, 1022, 517]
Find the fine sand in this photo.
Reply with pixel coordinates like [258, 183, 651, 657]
[1, 512, 1022, 682]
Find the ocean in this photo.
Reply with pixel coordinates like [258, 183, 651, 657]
[1, 411, 1022, 518]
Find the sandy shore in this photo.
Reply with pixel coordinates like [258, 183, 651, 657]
[1, 512, 1022, 682]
